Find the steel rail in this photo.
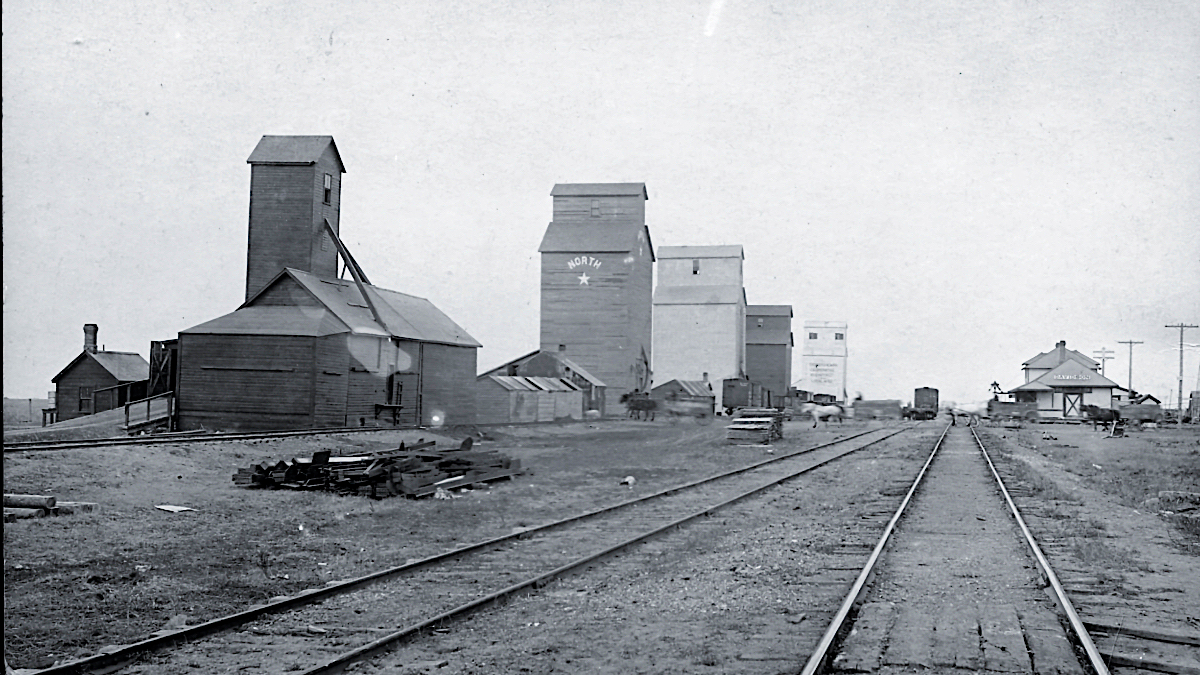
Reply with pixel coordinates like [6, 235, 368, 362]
[299, 425, 914, 675]
[32, 425, 909, 675]
[798, 422, 952, 675]
[969, 426, 1111, 675]
[3, 424, 423, 453]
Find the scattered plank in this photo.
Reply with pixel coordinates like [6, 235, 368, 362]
[232, 437, 523, 499]
[3, 494, 56, 509]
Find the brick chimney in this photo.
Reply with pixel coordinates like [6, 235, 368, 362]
[83, 324, 98, 354]
[1056, 340, 1066, 364]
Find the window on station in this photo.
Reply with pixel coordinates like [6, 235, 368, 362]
[692, 259, 700, 275]
[756, 318, 764, 328]
[78, 386, 93, 414]
[809, 332, 818, 340]
[324, 173, 333, 204]
[835, 333, 844, 340]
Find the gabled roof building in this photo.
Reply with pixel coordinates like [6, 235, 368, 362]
[51, 324, 150, 420]
[1008, 340, 1118, 418]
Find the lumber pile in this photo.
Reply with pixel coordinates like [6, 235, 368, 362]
[3, 494, 98, 522]
[231, 438, 524, 499]
[727, 408, 785, 444]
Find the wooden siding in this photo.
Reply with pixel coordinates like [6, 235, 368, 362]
[176, 334, 315, 431]
[245, 159, 340, 302]
[253, 275, 322, 306]
[657, 255, 743, 287]
[313, 334, 348, 426]
[552, 195, 645, 223]
[54, 358, 119, 421]
[540, 247, 652, 415]
[474, 378, 512, 424]
[420, 342, 477, 426]
[746, 343, 792, 400]
[652, 303, 744, 408]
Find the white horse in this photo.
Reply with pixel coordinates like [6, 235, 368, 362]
[799, 402, 846, 428]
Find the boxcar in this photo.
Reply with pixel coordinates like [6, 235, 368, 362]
[905, 387, 939, 420]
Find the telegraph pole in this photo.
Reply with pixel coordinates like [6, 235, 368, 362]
[1166, 323, 1198, 429]
[1117, 340, 1143, 396]
[1092, 347, 1114, 377]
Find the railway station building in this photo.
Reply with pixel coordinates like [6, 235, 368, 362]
[1008, 340, 1118, 419]
[651, 245, 747, 410]
[538, 183, 654, 415]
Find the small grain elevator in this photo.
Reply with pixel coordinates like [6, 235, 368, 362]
[175, 136, 479, 431]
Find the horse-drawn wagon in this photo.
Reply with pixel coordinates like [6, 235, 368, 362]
[986, 400, 1039, 423]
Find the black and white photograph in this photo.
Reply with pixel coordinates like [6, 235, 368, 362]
[4, 1, 1198, 673]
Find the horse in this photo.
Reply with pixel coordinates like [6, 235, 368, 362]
[799, 402, 845, 428]
[1080, 404, 1120, 430]
[620, 392, 656, 421]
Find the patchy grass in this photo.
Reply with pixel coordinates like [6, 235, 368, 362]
[7, 418, 840, 668]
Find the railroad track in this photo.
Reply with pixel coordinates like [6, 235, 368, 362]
[33, 425, 911, 675]
[2, 425, 424, 453]
[803, 424, 1109, 675]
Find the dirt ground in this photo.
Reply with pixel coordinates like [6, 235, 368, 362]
[4, 418, 1199, 672]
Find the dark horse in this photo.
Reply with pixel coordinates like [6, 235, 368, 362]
[620, 392, 657, 421]
[1080, 404, 1120, 430]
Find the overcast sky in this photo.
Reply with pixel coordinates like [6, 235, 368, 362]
[4, 0, 1198, 408]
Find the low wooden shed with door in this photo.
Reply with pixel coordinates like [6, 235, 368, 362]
[479, 349, 607, 418]
[475, 375, 583, 424]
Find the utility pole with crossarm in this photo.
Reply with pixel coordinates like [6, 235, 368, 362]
[1117, 340, 1143, 398]
[1092, 347, 1114, 378]
[1165, 323, 1198, 429]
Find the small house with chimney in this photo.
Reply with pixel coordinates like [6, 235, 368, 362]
[51, 324, 150, 421]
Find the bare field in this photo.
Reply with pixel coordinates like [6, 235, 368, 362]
[4, 418, 1198, 672]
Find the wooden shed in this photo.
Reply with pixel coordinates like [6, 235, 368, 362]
[177, 268, 480, 431]
[475, 375, 583, 424]
[651, 379, 715, 414]
[479, 349, 607, 417]
[50, 324, 149, 421]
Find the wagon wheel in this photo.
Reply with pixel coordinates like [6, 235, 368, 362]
[694, 412, 713, 426]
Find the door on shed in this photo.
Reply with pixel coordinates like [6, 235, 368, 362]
[388, 372, 420, 425]
[1063, 392, 1082, 417]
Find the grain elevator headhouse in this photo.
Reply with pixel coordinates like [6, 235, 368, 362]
[244, 135, 346, 301]
[538, 183, 654, 415]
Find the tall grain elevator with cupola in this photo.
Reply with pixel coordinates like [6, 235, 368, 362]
[244, 135, 345, 301]
[538, 183, 654, 415]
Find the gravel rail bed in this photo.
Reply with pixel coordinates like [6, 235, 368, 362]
[105, 426, 912, 674]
